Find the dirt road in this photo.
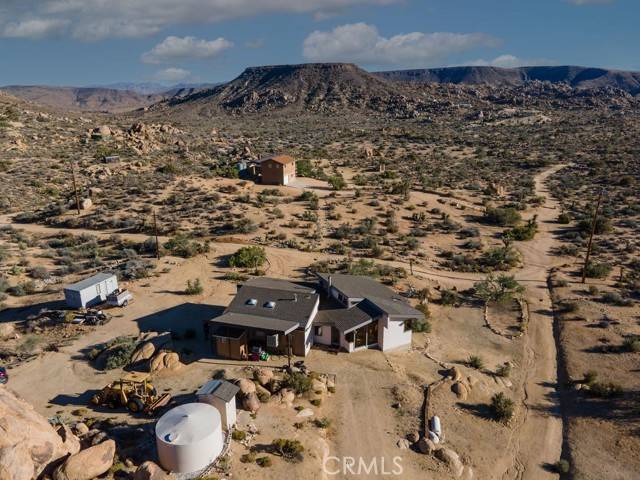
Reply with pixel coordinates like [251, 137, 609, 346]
[498, 164, 567, 480]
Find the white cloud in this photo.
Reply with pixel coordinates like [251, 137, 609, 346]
[142, 36, 232, 64]
[303, 23, 500, 68]
[152, 67, 192, 83]
[468, 54, 554, 68]
[2, 18, 68, 39]
[0, 0, 400, 40]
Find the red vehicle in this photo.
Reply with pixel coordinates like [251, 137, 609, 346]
[0, 367, 8, 384]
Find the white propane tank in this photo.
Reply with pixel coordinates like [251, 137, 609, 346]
[428, 430, 440, 444]
[430, 415, 442, 438]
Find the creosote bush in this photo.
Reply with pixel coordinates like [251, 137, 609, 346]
[490, 392, 515, 422]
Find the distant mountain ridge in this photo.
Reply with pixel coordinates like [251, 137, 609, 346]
[374, 65, 640, 94]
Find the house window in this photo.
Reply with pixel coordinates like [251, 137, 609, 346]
[314, 326, 323, 336]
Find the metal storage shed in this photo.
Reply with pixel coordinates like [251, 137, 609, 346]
[63, 272, 118, 309]
[196, 380, 240, 431]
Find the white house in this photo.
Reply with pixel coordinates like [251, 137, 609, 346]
[63, 272, 118, 309]
[313, 273, 424, 352]
[196, 380, 240, 431]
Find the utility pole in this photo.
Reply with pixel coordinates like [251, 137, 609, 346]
[70, 160, 81, 215]
[581, 189, 604, 284]
[409, 259, 414, 276]
[153, 209, 160, 260]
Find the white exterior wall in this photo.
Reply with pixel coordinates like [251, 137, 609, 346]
[197, 394, 236, 431]
[65, 275, 118, 308]
[313, 325, 333, 346]
[380, 315, 412, 351]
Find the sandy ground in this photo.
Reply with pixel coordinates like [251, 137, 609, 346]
[1, 165, 568, 479]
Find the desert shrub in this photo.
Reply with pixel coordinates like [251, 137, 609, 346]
[583, 370, 598, 385]
[600, 291, 632, 306]
[284, 372, 312, 394]
[256, 456, 272, 467]
[313, 417, 331, 428]
[554, 459, 570, 474]
[410, 318, 431, 333]
[622, 336, 640, 353]
[584, 261, 612, 279]
[490, 392, 515, 422]
[484, 207, 522, 226]
[496, 363, 512, 378]
[122, 258, 153, 279]
[29, 266, 50, 280]
[589, 382, 623, 398]
[223, 272, 249, 282]
[163, 233, 209, 258]
[440, 289, 460, 306]
[474, 274, 524, 303]
[557, 213, 571, 224]
[577, 217, 612, 235]
[310, 398, 322, 407]
[504, 216, 538, 241]
[328, 175, 347, 191]
[240, 452, 256, 463]
[272, 438, 304, 462]
[100, 336, 138, 370]
[232, 430, 246, 441]
[184, 278, 203, 295]
[468, 355, 484, 370]
[228, 246, 266, 270]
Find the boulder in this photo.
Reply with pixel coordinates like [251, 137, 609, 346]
[397, 439, 411, 449]
[449, 366, 463, 382]
[237, 378, 256, 396]
[311, 378, 327, 394]
[80, 198, 92, 210]
[97, 125, 111, 137]
[242, 392, 260, 413]
[255, 384, 271, 402]
[461, 466, 474, 480]
[162, 352, 182, 371]
[406, 431, 420, 444]
[435, 448, 464, 478]
[73, 423, 89, 436]
[0, 323, 16, 339]
[53, 440, 115, 480]
[131, 341, 156, 364]
[0, 387, 80, 480]
[133, 461, 171, 480]
[149, 352, 167, 372]
[280, 388, 295, 405]
[452, 382, 468, 400]
[254, 368, 274, 386]
[416, 437, 437, 455]
[56, 425, 81, 456]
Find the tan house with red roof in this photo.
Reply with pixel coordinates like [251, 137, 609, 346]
[258, 154, 296, 185]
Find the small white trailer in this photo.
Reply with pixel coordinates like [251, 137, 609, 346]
[64, 272, 118, 309]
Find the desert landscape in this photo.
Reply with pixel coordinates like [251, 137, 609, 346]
[1, 3, 640, 480]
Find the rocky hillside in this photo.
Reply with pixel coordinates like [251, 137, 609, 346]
[165, 63, 433, 117]
[0, 86, 162, 113]
[376, 65, 640, 95]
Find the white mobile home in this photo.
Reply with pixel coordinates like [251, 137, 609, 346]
[64, 272, 118, 309]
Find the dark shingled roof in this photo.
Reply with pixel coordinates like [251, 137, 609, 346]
[226, 283, 318, 325]
[315, 273, 423, 317]
[243, 277, 316, 294]
[315, 301, 378, 333]
[211, 312, 299, 335]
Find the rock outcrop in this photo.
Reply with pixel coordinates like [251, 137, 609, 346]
[0, 387, 80, 480]
[53, 440, 115, 480]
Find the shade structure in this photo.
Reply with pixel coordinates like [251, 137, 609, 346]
[155, 403, 224, 474]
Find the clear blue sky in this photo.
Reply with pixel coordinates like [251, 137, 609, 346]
[0, 0, 637, 86]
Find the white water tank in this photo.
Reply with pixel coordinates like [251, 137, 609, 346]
[155, 403, 224, 474]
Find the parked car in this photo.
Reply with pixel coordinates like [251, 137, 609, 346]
[107, 289, 133, 307]
[0, 367, 8, 384]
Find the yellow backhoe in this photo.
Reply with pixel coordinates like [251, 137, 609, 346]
[90, 372, 171, 415]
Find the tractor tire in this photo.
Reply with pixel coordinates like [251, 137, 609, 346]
[149, 386, 158, 397]
[122, 300, 128, 307]
[127, 397, 145, 413]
